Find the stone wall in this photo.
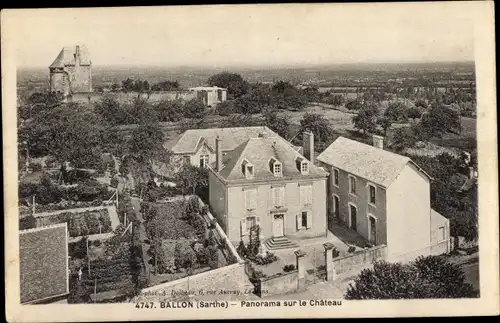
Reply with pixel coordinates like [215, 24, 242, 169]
[332, 245, 387, 275]
[69, 91, 197, 105]
[258, 271, 298, 298]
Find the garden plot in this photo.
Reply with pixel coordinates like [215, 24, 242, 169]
[37, 209, 113, 238]
[68, 236, 145, 303]
[142, 197, 230, 286]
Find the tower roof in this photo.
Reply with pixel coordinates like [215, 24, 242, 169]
[49, 45, 91, 68]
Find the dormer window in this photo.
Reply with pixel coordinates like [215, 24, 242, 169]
[269, 158, 282, 177]
[301, 161, 309, 174]
[241, 159, 254, 179]
[274, 163, 282, 177]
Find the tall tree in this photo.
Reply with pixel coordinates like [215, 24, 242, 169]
[207, 72, 249, 99]
[299, 112, 335, 147]
[353, 104, 380, 134]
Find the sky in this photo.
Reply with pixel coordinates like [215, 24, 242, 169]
[4, 3, 475, 68]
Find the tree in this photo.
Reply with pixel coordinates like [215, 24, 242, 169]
[345, 256, 476, 299]
[345, 99, 363, 111]
[174, 165, 209, 195]
[183, 99, 207, 119]
[384, 101, 409, 123]
[353, 104, 380, 134]
[299, 112, 335, 145]
[415, 99, 428, 109]
[419, 105, 461, 138]
[377, 116, 392, 136]
[207, 72, 249, 99]
[156, 99, 184, 122]
[263, 109, 291, 139]
[127, 122, 167, 165]
[19, 103, 104, 168]
[408, 106, 423, 121]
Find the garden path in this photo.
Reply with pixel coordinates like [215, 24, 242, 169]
[106, 205, 120, 230]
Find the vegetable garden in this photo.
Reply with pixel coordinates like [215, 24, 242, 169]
[38, 209, 113, 237]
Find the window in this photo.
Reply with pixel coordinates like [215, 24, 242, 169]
[247, 216, 257, 230]
[438, 226, 445, 241]
[297, 211, 312, 230]
[368, 185, 376, 205]
[199, 154, 209, 168]
[349, 176, 357, 195]
[301, 162, 309, 174]
[274, 163, 282, 177]
[271, 186, 285, 207]
[244, 189, 257, 210]
[183, 155, 190, 165]
[299, 185, 313, 205]
[333, 169, 339, 186]
[241, 161, 254, 179]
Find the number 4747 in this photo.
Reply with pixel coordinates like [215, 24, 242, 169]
[136, 302, 155, 309]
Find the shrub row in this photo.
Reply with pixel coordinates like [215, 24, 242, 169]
[40, 209, 112, 237]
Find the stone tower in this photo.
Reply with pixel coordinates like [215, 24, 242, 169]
[49, 45, 92, 96]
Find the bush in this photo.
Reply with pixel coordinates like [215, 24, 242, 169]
[93, 240, 102, 247]
[348, 246, 356, 253]
[236, 241, 248, 258]
[332, 247, 340, 258]
[283, 264, 296, 272]
[250, 252, 278, 265]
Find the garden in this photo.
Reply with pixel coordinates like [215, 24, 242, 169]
[142, 197, 232, 285]
[19, 172, 114, 214]
[37, 209, 113, 238]
[67, 227, 146, 303]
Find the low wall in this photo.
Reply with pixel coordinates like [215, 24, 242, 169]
[69, 91, 197, 105]
[258, 271, 298, 298]
[134, 262, 249, 302]
[333, 245, 387, 275]
[431, 239, 451, 256]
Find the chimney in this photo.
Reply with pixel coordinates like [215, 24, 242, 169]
[372, 135, 384, 149]
[216, 136, 223, 172]
[302, 131, 314, 164]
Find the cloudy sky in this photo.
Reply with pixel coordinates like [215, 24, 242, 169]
[5, 3, 475, 68]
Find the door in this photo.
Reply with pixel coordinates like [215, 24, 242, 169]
[333, 196, 340, 219]
[349, 205, 357, 231]
[369, 216, 377, 244]
[272, 214, 285, 237]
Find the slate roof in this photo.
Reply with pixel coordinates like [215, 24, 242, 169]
[214, 136, 328, 181]
[20, 223, 69, 304]
[49, 45, 91, 68]
[316, 136, 430, 188]
[165, 126, 299, 154]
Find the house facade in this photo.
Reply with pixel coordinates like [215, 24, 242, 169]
[49, 45, 92, 96]
[208, 131, 329, 248]
[317, 135, 450, 262]
[189, 86, 227, 107]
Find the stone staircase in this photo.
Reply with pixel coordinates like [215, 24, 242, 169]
[265, 236, 299, 251]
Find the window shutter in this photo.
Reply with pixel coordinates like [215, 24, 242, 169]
[306, 212, 313, 229]
[250, 190, 257, 210]
[240, 219, 247, 236]
[296, 214, 302, 230]
[279, 187, 285, 206]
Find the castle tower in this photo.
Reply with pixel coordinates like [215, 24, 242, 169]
[49, 45, 92, 96]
